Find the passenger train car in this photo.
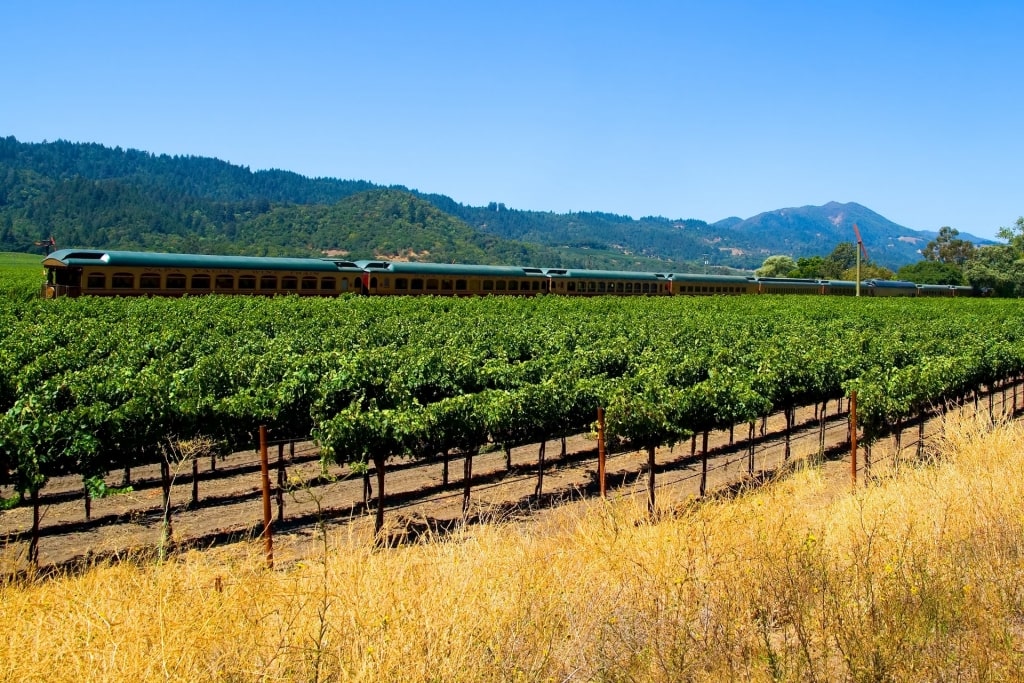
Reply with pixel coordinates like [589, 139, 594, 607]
[40, 249, 978, 299]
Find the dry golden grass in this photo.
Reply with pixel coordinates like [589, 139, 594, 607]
[3, 412, 1024, 681]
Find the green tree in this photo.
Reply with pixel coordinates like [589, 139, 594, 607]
[841, 263, 895, 281]
[788, 255, 826, 279]
[922, 226, 975, 265]
[824, 242, 858, 277]
[964, 244, 1024, 297]
[755, 255, 797, 278]
[997, 217, 1024, 254]
[896, 261, 966, 285]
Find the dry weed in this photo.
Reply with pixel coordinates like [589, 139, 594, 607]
[2, 413, 1024, 681]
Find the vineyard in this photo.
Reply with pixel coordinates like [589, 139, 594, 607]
[3, 289, 1024, 566]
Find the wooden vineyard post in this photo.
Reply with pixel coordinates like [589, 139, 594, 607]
[647, 445, 656, 517]
[258, 426, 274, 569]
[159, 458, 173, 560]
[597, 407, 607, 498]
[276, 443, 285, 523]
[372, 453, 387, 543]
[784, 407, 792, 461]
[747, 422, 755, 476]
[818, 400, 828, 456]
[535, 441, 546, 500]
[29, 486, 40, 567]
[699, 430, 709, 497]
[191, 457, 199, 506]
[917, 414, 926, 458]
[462, 451, 474, 518]
[849, 392, 858, 487]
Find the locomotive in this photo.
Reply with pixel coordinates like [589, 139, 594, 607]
[40, 249, 976, 299]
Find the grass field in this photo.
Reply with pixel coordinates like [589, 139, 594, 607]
[1, 410, 1022, 681]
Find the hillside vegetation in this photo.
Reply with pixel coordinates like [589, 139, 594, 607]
[2, 412, 1022, 681]
[1, 136, 957, 270]
[0, 137, 690, 271]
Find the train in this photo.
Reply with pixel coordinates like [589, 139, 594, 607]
[40, 248, 978, 299]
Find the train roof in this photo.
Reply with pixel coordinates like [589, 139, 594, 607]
[544, 268, 669, 281]
[668, 272, 751, 285]
[755, 277, 819, 284]
[43, 249, 363, 273]
[865, 279, 917, 289]
[355, 260, 546, 277]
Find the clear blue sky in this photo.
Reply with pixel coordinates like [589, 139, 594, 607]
[4, 1, 1022, 239]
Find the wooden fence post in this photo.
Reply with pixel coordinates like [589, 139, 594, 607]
[597, 407, 607, 498]
[276, 442, 285, 523]
[258, 425, 274, 569]
[647, 445, 656, 516]
[849, 392, 858, 487]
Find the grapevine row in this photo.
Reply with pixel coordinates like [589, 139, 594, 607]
[2, 295, 1023, 540]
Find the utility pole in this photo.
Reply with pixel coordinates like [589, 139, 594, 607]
[852, 223, 869, 297]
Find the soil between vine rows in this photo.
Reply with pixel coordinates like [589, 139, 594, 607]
[0, 398, 961, 572]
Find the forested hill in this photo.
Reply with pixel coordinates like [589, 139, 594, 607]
[0, 136, 975, 270]
[0, 137, 694, 270]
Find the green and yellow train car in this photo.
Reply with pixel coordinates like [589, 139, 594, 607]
[42, 249, 365, 298]
[671, 273, 754, 296]
[544, 268, 671, 296]
[357, 261, 549, 296]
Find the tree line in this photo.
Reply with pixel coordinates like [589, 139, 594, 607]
[755, 220, 1024, 293]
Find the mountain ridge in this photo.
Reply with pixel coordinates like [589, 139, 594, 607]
[0, 137, 992, 270]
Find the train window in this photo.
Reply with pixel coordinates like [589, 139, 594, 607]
[191, 274, 211, 290]
[455, 279, 467, 291]
[140, 273, 161, 289]
[508, 281, 518, 291]
[625, 283, 633, 293]
[86, 273, 106, 289]
[215, 274, 235, 291]
[112, 273, 135, 289]
[281, 276, 298, 290]
[301, 276, 318, 290]
[567, 282, 576, 292]
[495, 281, 507, 291]
[259, 275, 277, 290]
[482, 280, 493, 291]
[614, 282, 622, 293]
[426, 279, 439, 291]
[395, 278, 408, 290]
[321, 277, 336, 291]
[595, 282, 604, 293]
[641, 283, 650, 293]
[410, 278, 424, 291]
[371, 277, 379, 288]
[166, 274, 186, 289]
[532, 281, 540, 291]
[441, 279, 452, 290]
[238, 275, 257, 290]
